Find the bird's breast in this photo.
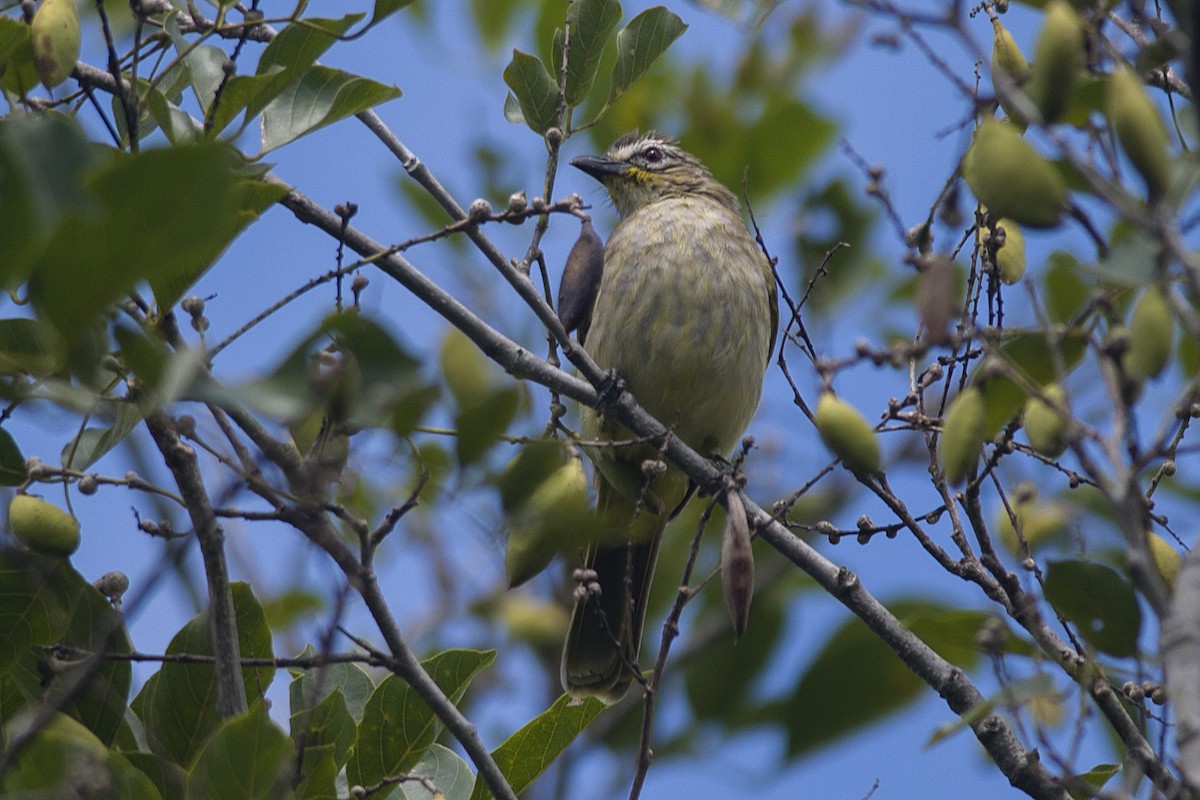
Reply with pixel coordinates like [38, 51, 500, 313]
[584, 196, 773, 456]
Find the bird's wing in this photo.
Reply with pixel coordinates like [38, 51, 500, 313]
[557, 219, 605, 345]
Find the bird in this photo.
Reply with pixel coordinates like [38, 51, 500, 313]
[558, 130, 778, 702]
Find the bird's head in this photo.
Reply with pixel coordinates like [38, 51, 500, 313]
[571, 131, 738, 218]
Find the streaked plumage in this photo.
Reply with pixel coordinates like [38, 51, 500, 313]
[560, 131, 777, 701]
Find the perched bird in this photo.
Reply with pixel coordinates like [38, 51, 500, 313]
[559, 131, 778, 702]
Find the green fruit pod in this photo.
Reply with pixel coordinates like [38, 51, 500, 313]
[982, 217, 1027, 284]
[1124, 286, 1174, 379]
[1108, 64, 1172, 201]
[1023, 384, 1069, 457]
[1146, 531, 1181, 590]
[9, 494, 80, 556]
[440, 327, 491, 407]
[991, 19, 1030, 123]
[1027, 0, 1084, 123]
[31, 0, 81, 89]
[505, 459, 588, 587]
[963, 119, 1067, 228]
[939, 386, 986, 485]
[815, 392, 881, 474]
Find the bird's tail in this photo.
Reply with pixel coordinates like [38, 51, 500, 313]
[561, 480, 668, 703]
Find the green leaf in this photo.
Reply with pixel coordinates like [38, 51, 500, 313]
[783, 601, 929, 756]
[0, 318, 64, 378]
[347, 649, 495, 790]
[165, 15, 227, 113]
[1042, 251, 1090, 323]
[295, 742, 338, 800]
[0, 428, 26, 486]
[61, 402, 144, 471]
[926, 673, 1056, 746]
[975, 328, 1088, 436]
[260, 66, 401, 154]
[470, 0, 526, 51]
[502, 51, 560, 135]
[40, 568, 132, 746]
[608, 7, 687, 103]
[685, 582, 785, 723]
[144, 88, 203, 145]
[372, 0, 417, 25]
[469, 693, 606, 800]
[186, 704, 293, 800]
[402, 744, 475, 800]
[455, 387, 521, 468]
[290, 686, 356, 770]
[260, 16, 363, 75]
[122, 751, 187, 800]
[208, 15, 365, 138]
[27, 142, 248, 345]
[1087, 223, 1159, 286]
[553, 0, 622, 106]
[1069, 763, 1121, 800]
[0, 113, 110, 285]
[288, 645, 375, 724]
[0, 549, 74, 677]
[132, 582, 275, 765]
[903, 609, 995, 670]
[1, 711, 162, 799]
[0, 16, 38, 96]
[1043, 560, 1141, 657]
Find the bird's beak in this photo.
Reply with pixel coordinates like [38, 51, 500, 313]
[571, 154, 625, 180]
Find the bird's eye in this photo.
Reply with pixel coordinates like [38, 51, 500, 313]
[641, 146, 664, 164]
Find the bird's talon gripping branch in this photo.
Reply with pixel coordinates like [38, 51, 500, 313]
[594, 368, 625, 412]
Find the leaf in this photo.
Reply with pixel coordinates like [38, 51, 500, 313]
[926, 674, 1056, 746]
[0, 112, 110, 284]
[260, 65, 401, 154]
[608, 7, 687, 103]
[346, 649, 495, 791]
[401, 744, 474, 800]
[372, 0, 416, 25]
[41, 569, 133, 746]
[1043, 560, 1141, 657]
[122, 751, 187, 800]
[288, 645, 375, 723]
[0, 549, 74, 677]
[455, 387, 521, 468]
[186, 704, 293, 800]
[27, 142, 250, 345]
[0, 16, 39, 96]
[553, 0, 622, 106]
[0, 318, 67, 377]
[502, 51, 560, 135]
[0, 428, 26, 486]
[975, 328, 1088, 436]
[1069, 763, 1121, 800]
[207, 15, 364, 138]
[295, 742, 338, 800]
[60, 402, 144, 471]
[144, 87, 203, 145]
[1, 711, 162, 799]
[1087, 224, 1159, 286]
[783, 600, 945, 756]
[290, 686, 356, 770]
[132, 582, 275, 765]
[468, 693, 606, 800]
[165, 15, 227, 113]
[685, 584, 785, 722]
[1042, 251, 1090, 323]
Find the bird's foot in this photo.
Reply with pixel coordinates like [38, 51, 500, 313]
[593, 368, 625, 412]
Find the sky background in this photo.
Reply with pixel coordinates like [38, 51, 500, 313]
[7, 0, 1165, 798]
